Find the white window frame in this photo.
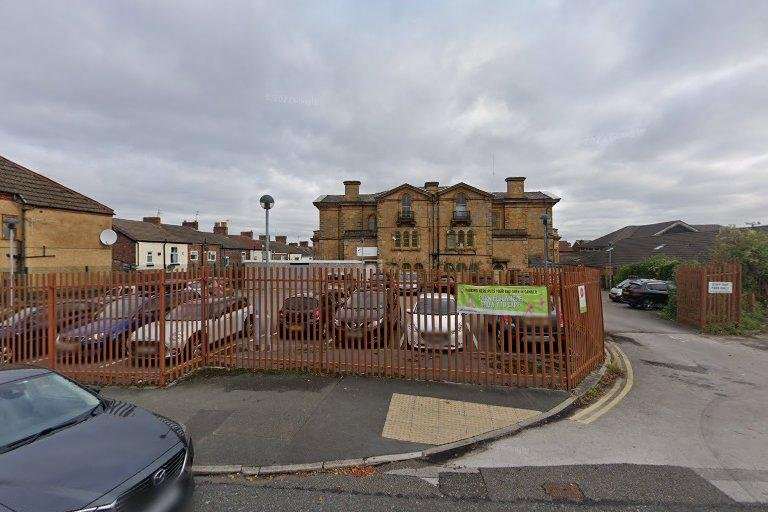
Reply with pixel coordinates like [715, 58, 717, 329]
[170, 246, 179, 264]
[146, 251, 154, 267]
[189, 250, 199, 261]
[207, 250, 216, 262]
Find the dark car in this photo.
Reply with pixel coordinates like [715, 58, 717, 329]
[431, 274, 456, 294]
[0, 366, 194, 512]
[622, 279, 674, 309]
[278, 294, 326, 340]
[1, 302, 95, 364]
[332, 290, 399, 347]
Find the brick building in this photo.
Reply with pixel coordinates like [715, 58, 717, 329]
[313, 177, 560, 272]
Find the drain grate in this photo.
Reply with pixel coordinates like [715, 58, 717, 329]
[542, 482, 585, 502]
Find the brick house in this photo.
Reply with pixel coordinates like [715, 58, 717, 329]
[113, 218, 191, 271]
[1, 155, 114, 273]
[313, 178, 560, 271]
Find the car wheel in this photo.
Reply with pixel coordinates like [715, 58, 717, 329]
[642, 298, 654, 310]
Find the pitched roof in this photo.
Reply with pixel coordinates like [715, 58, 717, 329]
[583, 220, 722, 249]
[567, 231, 720, 268]
[0, 154, 113, 215]
[314, 183, 557, 204]
[113, 219, 189, 243]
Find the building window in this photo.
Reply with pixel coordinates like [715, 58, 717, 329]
[367, 214, 377, 231]
[492, 211, 502, 229]
[207, 251, 216, 262]
[447, 230, 457, 250]
[190, 250, 199, 261]
[394, 231, 401, 248]
[466, 229, 475, 247]
[146, 251, 154, 266]
[414, 263, 424, 271]
[454, 193, 467, 213]
[170, 246, 179, 264]
[223, 256, 230, 267]
[241, 251, 247, 259]
[402, 263, 411, 271]
[469, 262, 479, 272]
[457, 230, 465, 246]
[401, 193, 412, 212]
[444, 262, 455, 272]
[456, 263, 467, 272]
[403, 231, 411, 248]
[411, 230, 419, 247]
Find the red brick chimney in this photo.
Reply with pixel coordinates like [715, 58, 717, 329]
[299, 241, 309, 247]
[240, 230, 254, 239]
[258, 235, 268, 241]
[143, 216, 161, 225]
[213, 221, 228, 235]
[275, 235, 287, 244]
[182, 220, 199, 230]
[424, 181, 439, 193]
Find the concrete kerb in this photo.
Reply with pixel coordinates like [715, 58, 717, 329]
[191, 346, 612, 477]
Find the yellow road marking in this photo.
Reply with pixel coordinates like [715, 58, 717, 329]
[571, 342, 634, 424]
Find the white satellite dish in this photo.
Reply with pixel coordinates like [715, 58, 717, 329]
[99, 229, 118, 246]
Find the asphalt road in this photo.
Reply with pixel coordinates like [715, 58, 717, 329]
[443, 293, 768, 503]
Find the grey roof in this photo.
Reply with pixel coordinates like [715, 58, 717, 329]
[314, 185, 556, 204]
[584, 220, 722, 249]
[0, 154, 113, 215]
[113, 219, 190, 243]
[567, 231, 720, 268]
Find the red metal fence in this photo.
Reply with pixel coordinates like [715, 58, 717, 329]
[1, 266, 604, 390]
[676, 262, 742, 330]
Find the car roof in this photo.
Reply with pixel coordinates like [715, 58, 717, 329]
[0, 365, 51, 385]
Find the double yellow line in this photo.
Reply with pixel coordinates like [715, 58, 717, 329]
[570, 341, 634, 425]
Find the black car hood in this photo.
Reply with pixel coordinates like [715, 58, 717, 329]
[0, 401, 183, 512]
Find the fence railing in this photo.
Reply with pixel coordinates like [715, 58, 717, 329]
[676, 262, 742, 330]
[1, 266, 604, 390]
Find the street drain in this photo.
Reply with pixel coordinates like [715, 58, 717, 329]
[542, 482, 585, 502]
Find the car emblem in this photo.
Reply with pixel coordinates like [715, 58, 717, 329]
[153, 468, 167, 486]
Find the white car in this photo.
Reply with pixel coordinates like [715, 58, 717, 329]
[400, 292, 478, 351]
[609, 279, 632, 302]
[129, 296, 257, 362]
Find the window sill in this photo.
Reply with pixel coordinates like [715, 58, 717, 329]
[393, 247, 421, 251]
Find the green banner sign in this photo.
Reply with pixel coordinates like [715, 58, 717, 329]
[456, 284, 550, 317]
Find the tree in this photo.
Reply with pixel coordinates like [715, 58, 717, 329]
[712, 227, 768, 292]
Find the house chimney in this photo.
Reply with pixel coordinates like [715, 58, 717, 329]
[258, 235, 268, 241]
[143, 216, 161, 225]
[213, 221, 228, 235]
[506, 177, 525, 198]
[275, 235, 287, 244]
[343, 180, 361, 200]
[299, 241, 309, 247]
[289, 242, 298, 247]
[424, 181, 439, 193]
[182, 220, 199, 230]
[240, 230, 254, 239]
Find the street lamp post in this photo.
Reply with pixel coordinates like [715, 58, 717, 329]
[260, 195, 275, 348]
[540, 213, 550, 268]
[606, 246, 614, 288]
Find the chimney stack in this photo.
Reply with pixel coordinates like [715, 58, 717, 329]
[182, 220, 199, 230]
[299, 241, 309, 247]
[143, 216, 161, 225]
[288, 242, 298, 247]
[424, 181, 439, 193]
[343, 180, 361, 200]
[506, 177, 525, 198]
[258, 235, 268, 241]
[240, 230, 254, 239]
[275, 235, 287, 244]
[213, 221, 228, 235]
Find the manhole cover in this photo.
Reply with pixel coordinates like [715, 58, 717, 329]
[542, 482, 585, 502]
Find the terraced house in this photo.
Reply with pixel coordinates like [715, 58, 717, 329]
[313, 177, 560, 272]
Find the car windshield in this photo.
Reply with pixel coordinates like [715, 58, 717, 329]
[0, 372, 101, 452]
[97, 295, 148, 320]
[415, 296, 456, 315]
[167, 302, 203, 321]
[284, 297, 319, 311]
[616, 280, 631, 288]
[345, 292, 384, 309]
[1, 307, 38, 327]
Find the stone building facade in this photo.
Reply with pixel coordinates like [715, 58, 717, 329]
[313, 178, 560, 272]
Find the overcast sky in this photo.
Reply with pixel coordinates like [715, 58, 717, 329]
[1, 1, 766, 242]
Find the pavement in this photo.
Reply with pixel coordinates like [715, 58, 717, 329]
[103, 371, 567, 467]
[437, 293, 768, 504]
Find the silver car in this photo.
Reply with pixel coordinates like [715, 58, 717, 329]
[400, 292, 477, 351]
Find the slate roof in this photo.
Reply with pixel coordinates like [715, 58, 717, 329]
[566, 231, 720, 268]
[114, 218, 250, 249]
[0, 154, 113, 215]
[583, 220, 722, 249]
[314, 186, 557, 204]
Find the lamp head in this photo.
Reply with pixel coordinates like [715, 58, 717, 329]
[260, 194, 275, 210]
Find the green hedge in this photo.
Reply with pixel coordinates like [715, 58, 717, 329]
[615, 255, 681, 284]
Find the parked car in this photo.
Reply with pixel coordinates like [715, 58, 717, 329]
[496, 305, 564, 354]
[431, 274, 457, 294]
[128, 296, 256, 363]
[1, 301, 96, 364]
[332, 290, 399, 347]
[278, 293, 326, 340]
[622, 279, 674, 309]
[0, 365, 194, 512]
[400, 292, 478, 351]
[397, 271, 422, 295]
[609, 279, 633, 302]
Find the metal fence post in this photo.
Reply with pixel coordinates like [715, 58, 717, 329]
[158, 271, 166, 386]
[47, 273, 57, 370]
[201, 266, 209, 364]
[699, 267, 708, 330]
[559, 270, 573, 389]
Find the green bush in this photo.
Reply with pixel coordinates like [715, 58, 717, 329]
[712, 227, 768, 293]
[660, 288, 677, 321]
[705, 299, 767, 335]
[615, 255, 681, 283]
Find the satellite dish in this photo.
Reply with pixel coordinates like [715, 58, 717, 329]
[100, 229, 118, 246]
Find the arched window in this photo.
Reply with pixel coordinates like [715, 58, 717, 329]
[447, 230, 457, 249]
[402, 262, 411, 271]
[493, 262, 506, 270]
[411, 230, 419, 247]
[444, 262, 455, 272]
[401, 193, 412, 212]
[414, 263, 424, 271]
[469, 262, 479, 272]
[394, 231, 401, 248]
[456, 263, 467, 272]
[367, 214, 377, 231]
[466, 229, 474, 247]
[403, 230, 411, 248]
[457, 230, 466, 246]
